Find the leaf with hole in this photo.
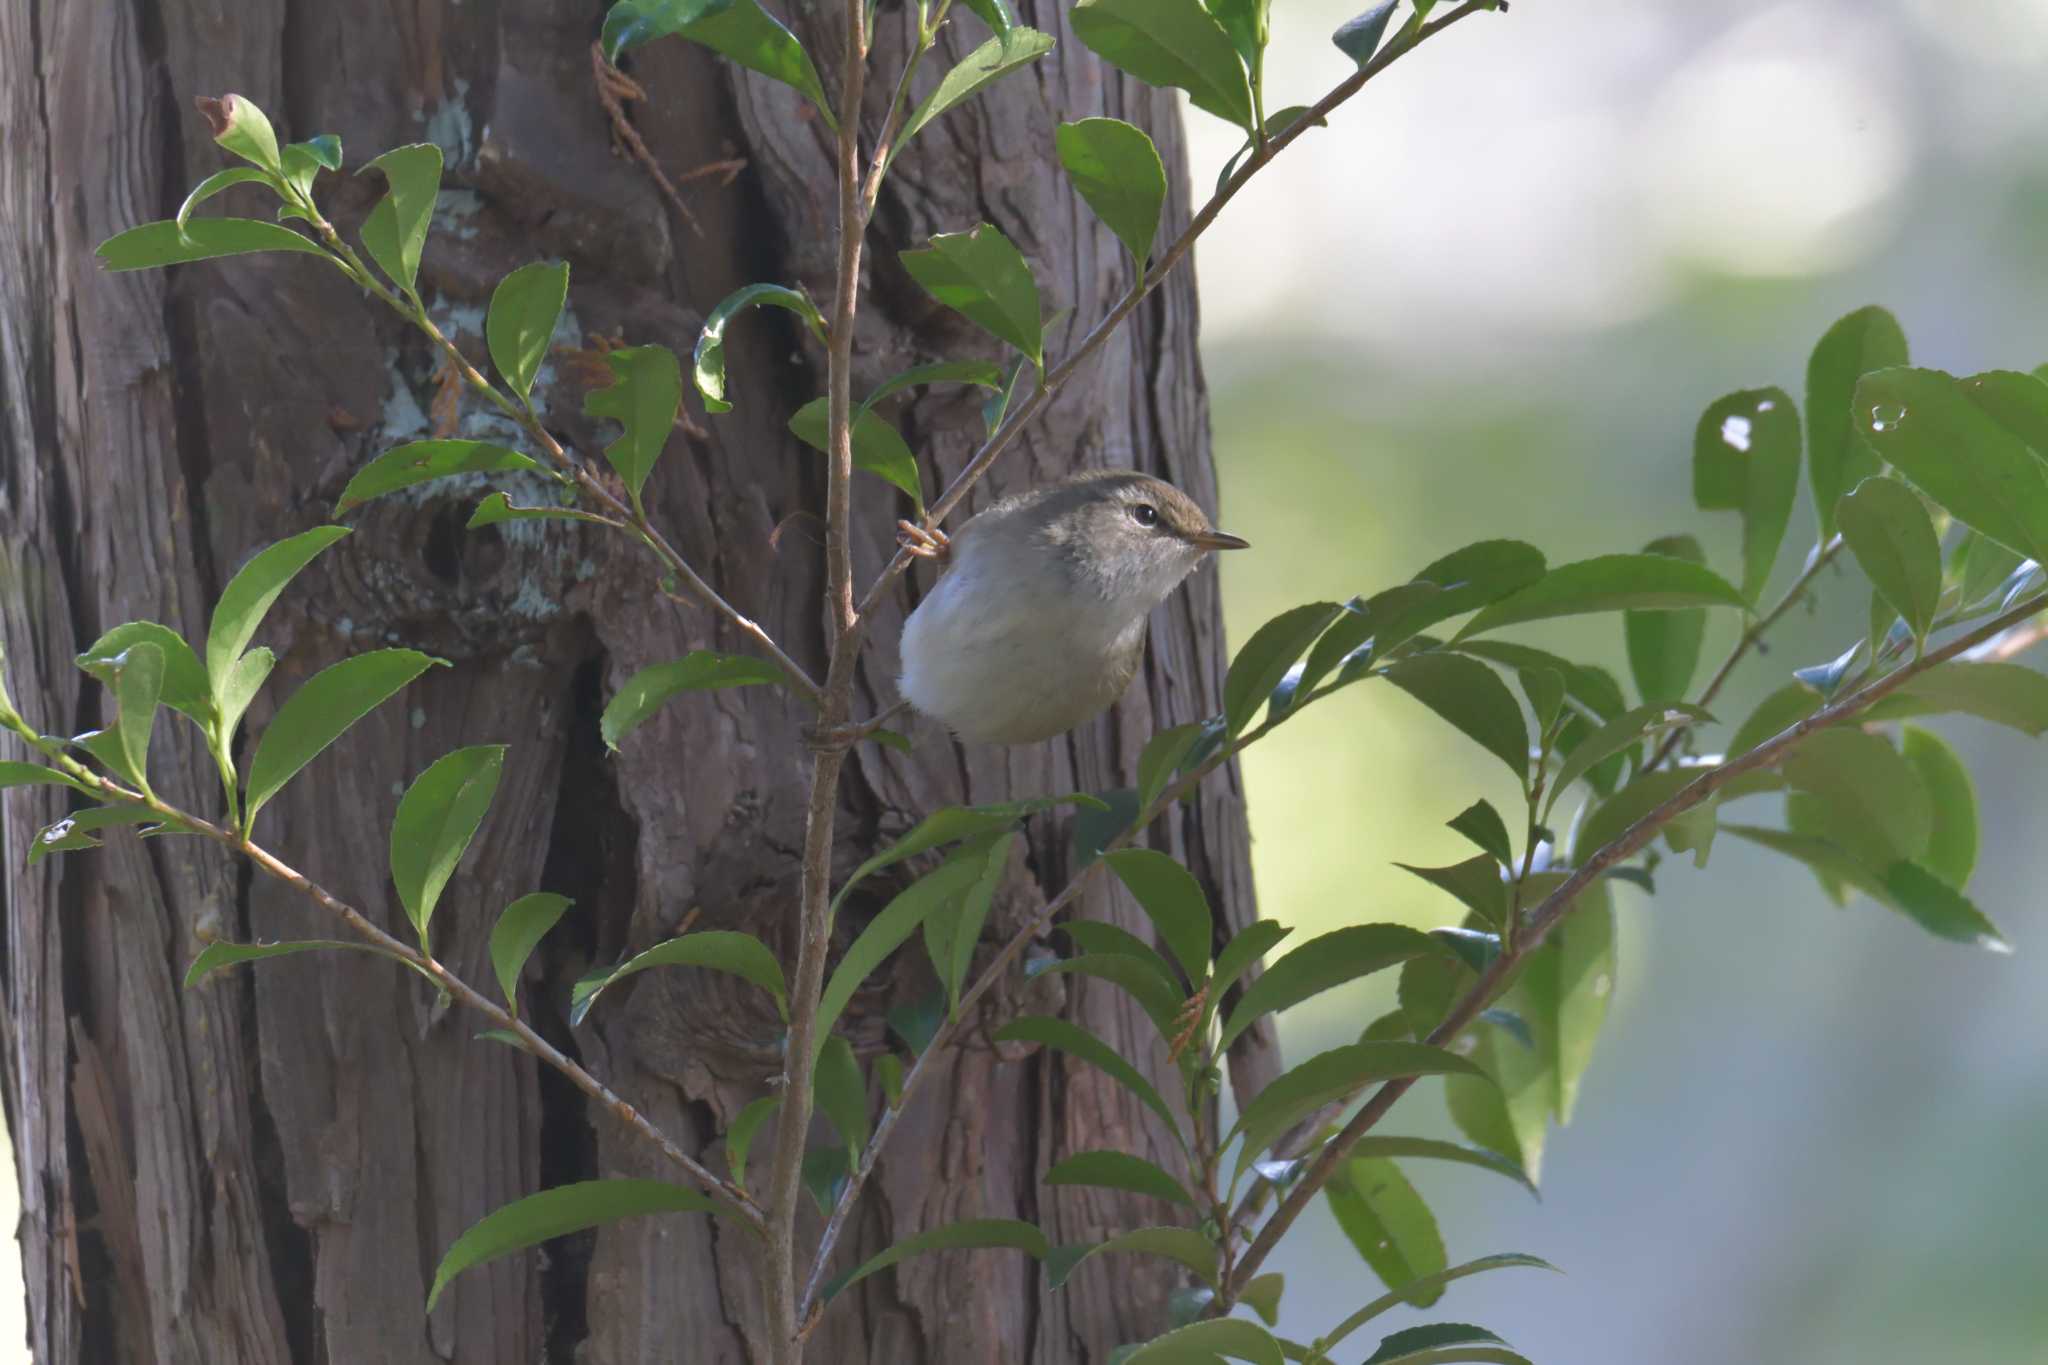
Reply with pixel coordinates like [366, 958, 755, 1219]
[1808, 305, 1908, 538]
[486, 261, 570, 402]
[245, 650, 442, 827]
[429, 1180, 720, 1310]
[584, 345, 683, 502]
[1057, 118, 1167, 266]
[1694, 387, 1800, 603]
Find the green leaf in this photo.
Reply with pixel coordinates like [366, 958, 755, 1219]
[1546, 702, 1712, 819]
[1782, 727, 1931, 870]
[1397, 856, 1508, 930]
[1538, 880, 1615, 1122]
[601, 652, 788, 751]
[205, 526, 351, 693]
[1044, 1150, 1195, 1207]
[1383, 541, 1548, 643]
[1694, 387, 1800, 603]
[1899, 725, 1977, 887]
[1517, 666, 1564, 736]
[198, 93, 282, 172]
[994, 1014, 1184, 1143]
[182, 938, 395, 989]
[1869, 660, 2048, 736]
[1362, 1322, 1532, 1365]
[77, 624, 209, 726]
[358, 143, 442, 293]
[0, 762, 87, 794]
[1211, 918, 1290, 1007]
[1225, 602, 1345, 735]
[97, 217, 334, 273]
[335, 440, 544, 514]
[815, 1036, 870, 1164]
[1456, 555, 1747, 640]
[1103, 848, 1213, 985]
[78, 642, 165, 789]
[1071, 0, 1255, 130]
[1808, 305, 1908, 538]
[817, 838, 1011, 1056]
[824, 1218, 1049, 1301]
[27, 806, 165, 864]
[1232, 1043, 1486, 1181]
[175, 167, 276, 229]
[860, 360, 1006, 416]
[1119, 1318, 1282, 1364]
[1046, 1226, 1221, 1292]
[1327, 1158, 1446, 1304]
[601, 0, 835, 125]
[1031, 951, 1183, 1038]
[390, 745, 506, 948]
[486, 261, 570, 402]
[788, 399, 924, 509]
[1623, 534, 1707, 703]
[1241, 1273, 1285, 1327]
[1879, 860, 2007, 950]
[584, 345, 683, 501]
[1727, 681, 1821, 758]
[1333, 0, 1399, 65]
[727, 1095, 779, 1192]
[1323, 1255, 1557, 1350]
[1837, 476, 1941, 645]
[925, 832, 1015, 1008]
[1137, 721, 1209, 810]
[572, 929, 790, 1025]
[1056, 117, 1168, 266]
[896, 29, 1055, 159]
[244, 649, 441, 825]
[1217, 924, 1438, 1053]
[1570, 767, 1700, 865]
[1382, 653, 1529, 784]
[901, 225, 1044, 369]
[831, 795, 1098, 915]
[1447, 800, 1514, 866]
[1346, 1137, 1536, 1196]
[216, 648, 276, 741]
[1454, 643, 1626, 721]
[693, 283, 826, 414]
[1855, 367, 2048, 562]
[1955, 531, 2025, 608]
[957, 0, 1016, 33]
[465, 492, 613, 528]
[429, 1179, 719, 1310]
[488, 892, 573, 1012]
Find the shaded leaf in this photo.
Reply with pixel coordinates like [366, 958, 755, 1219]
[584, 344, 683, 501]
[1346, 1137, 1536, 1196]
[1868, 661, 2048, 736]
[1333, 0, 1399, 65]
[896, 28, 1055, 158]
[1456, 555, 1747, 640]
[726, 1095, 779, 1192]
[1057, 118, 1168, 265]
[1782, 727, 1931, 870]
[1546, 702, 1712, 818]
[1327, 1158, 1446, 1304]
[1103, 848, 1212, 984]
[488, 892, 573, 1012]
[1217, 924, 1437, 1053]
[1046, 1226, 1220, 1291]
[1837, 476, 1941, 644]
[572, 929, 790, 1025]
[1879, 860, 2007, 950]
[1232, 1042, 1486, 1180]
[861, 359, 1006, 415]
[1044, 1150, 1195, 1207]
[335, 440, 544, 513]
[1362, 1322, 1531, 1365]
[1327, 1256, 1558, 1351]
[429, 1180, 719, 1309]
[995, 1014, 1184, 1142]
[486, 261, 570, 402]
[390, 745, 507, 947]
[1069, 0, 1255, 130]
[1623, 534, 1707, 703]
[825, 1218, 1048, 1301]
[788, 398, 925, 509]
[1137, 721, 1208, 810]
[0, 762, 86, 794]
[1808, 305, 1908, 538]
[245, 649, 441, 825]
[1119, 1318, 1282, 1364]
[601, 0, 836, 123]
[815, 1036, 869, 1165]
[1397, 857, 1507, 930]
[183, 938, 395, 989]
[1382, 654, 1528, 784]
[1447, 799, 1514, 866]
[901, 225, 1044, 368]
[601, 652, 788, 751]
[1211, 918, 1291, 1005]
[96, 218, 331, 272]
[1380, 541, 1548, 645]
[925, 831, 1016, 1008]
[1899, 725, 1977, 887]
[693, 282, 826, 414]
[1225, 602, 1345, 736]
[832, 795, 1098, 915]
[1694, 387, 1800, 602]
[1726, 682, 1820, 758]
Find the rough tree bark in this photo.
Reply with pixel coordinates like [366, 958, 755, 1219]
[0, 1, 1272, 1359]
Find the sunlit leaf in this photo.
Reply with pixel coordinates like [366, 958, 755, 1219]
[693, 282, 826, 414]
[788, 399, 925, 510]
[78, 642, 164, 789]
[245, 649, 442, 825]
[205, 526, 352, 689]
[1545, 702, 1712, 819]
[488, 892, 573, 1012]
[601, 0, 836, 125]
[1070, 0, 1255, 130]
[1056, 118, 1168, 265]
[1854, 367, 2048, 562]
[335, 440, 543, 514]
[77, 624, 209, 726]
[390, 745, 506, 948]
[358, 143, 442, 293]
[601, 652, 788, 751]
[584, 344, 683, 501]
[486, 261, 570, 402]
[901, 224, 1044, 368]
[175, 167, 275, 229]
[96, 218, 332, 272]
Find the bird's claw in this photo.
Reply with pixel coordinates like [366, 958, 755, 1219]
[897, 520, 951, 561]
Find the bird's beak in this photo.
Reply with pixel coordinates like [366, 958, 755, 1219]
[1188, 529, 1250, 552]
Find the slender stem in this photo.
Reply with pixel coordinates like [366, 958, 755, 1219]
[303, 213, 824, 705]
[18, 747, 759, 1225]
[860, 0, 942, 217]
[1222, 589, 2048, 1299]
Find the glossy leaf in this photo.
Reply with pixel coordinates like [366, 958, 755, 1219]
[788, 399, 924, 509]
[245, 650, 441, 825]
[824, 1218, 1048, 1301]
[175, 167, 275, 228]
[76, 624, 209, 726]
[216, 648, 276, 741]
[1232, 1042, 1486, 1180]
[197, 93, 282, 172]
[1623, 534, 1707, 703]
[1837, 476, 1941, 644]
[1808, 305, 1908, 538]
[1782, 727, 1931, 870]
[358, 144, 442, 293]
[1447, 799, 1514, 866]
[995, 1014, 1183, 1141]
[1046, 1226, 1220, 1291]
[901, 225, 1044, 368]
[584, 345, 683, 501]
[1694, 387, 1800, 602]
[79, 642, 164, 788]
[896, 28, 1055, 158]
[1070, 0, 1255, 129]
[601, 652, 788, 751]
[486, 261, 570, 402]
[1900, 725, 1977, 886]
[1397, 856, 1508, 930]
[572, 929, 790, 1025]
[1333, 0, 1399, 65]
[335, 440, 543, 513]
[601, 0, 835, 124]
[1044, 1150, 1194, 1207]
[1225, 602, 1345, 735]
[489, 892, 573, 1011]
[429, 1180, 719, 1309]
[205, 526, 351, 690]
[817, 838, 1010, 1055]
[693, 283, 826, 414]
[1382, 653, 1528, 783]
[1327, 1158, 1446, 1304]
[1361, 1322, 1531, 1365]
[1546, 702, 1712, 819]
[815, 1036, 869, 1164]
[1057, 118, 1168, 265]
[1119, 1318, 1281, 1364]
[1855, 367, 2048, 561]
[1456, 555, 1747, 639]
[1217, 924, 1438, 1053]
[925, 831, 1016, 1008]
[97, 217, 331, 272]
[391, 745, 506, 946]
[1103, 848, 1212, 984]
[183, 938, 393, 988]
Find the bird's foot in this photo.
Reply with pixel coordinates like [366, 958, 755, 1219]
[897, 520, 951, 561]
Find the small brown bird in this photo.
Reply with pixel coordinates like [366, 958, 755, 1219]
[897, 470, 1248, 744]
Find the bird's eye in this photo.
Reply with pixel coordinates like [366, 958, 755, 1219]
[1130, 503, 1159, 528]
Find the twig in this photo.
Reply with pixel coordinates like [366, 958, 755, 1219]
[592, 42, 704, 237]
[1221, 588, 2048, 1300]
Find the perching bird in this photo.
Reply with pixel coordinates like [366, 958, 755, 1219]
[897, 469, 1249, 744]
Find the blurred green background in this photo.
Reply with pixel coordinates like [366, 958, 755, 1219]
[1192, 1, 2048, 1360]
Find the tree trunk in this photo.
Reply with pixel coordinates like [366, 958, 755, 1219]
[0, 1, 1268, 1359]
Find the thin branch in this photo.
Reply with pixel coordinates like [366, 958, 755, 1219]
[592, 42, 705, 237]
[302, 212, 825, 706]
[1221, 588, 2048, 1300]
